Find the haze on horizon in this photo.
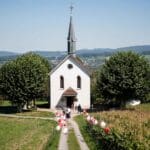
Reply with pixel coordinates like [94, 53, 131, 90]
[0, 0, 150, 53]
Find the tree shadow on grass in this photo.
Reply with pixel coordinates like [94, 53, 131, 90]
[0, 101, 50, 114]
[36, 103, 50, 109]
[0, 106, 18, 114]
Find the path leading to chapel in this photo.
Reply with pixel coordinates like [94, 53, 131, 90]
[69, 115, 89, 150]
[58, 128, 68, 150]
[39, 108, 90, 150]
[58, 112, 89, 150]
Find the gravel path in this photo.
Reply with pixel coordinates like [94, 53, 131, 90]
[57, 112, 89, 150]
[58, 129, 68, 150]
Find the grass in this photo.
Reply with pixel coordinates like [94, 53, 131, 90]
[0, 117, 59, 150]
[74, 116, 98, 150]
[75, 103, 150, 150]
[127, 103, 150, 112]
[16, 111, 55, 118]
[0, 100, 54, 117]
[0, 100, 11, 106]
[0, 100, 49, 107]
[44, 130, 60, 150]
[67, 128, 81, 150]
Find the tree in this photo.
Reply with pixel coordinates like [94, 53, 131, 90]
[97, 51, 150, 108]
[0, 53, 51, 112]
[91, 70, 103, 104]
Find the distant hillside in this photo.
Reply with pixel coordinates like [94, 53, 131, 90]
[0, 45, 150, 58]
[33, 51, 67, 58]
[0, 51, 18, 57]
[32, 45, 150, 57]
[117, 45, 150, 54]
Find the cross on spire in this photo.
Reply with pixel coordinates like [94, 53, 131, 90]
[70, 4, 74, 15]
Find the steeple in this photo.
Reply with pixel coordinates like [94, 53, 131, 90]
[67, 5, 76, 55]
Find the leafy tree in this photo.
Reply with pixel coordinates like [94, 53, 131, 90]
[0, 53, 51, 112]
[91, 70, 103, 105]
[97, 51, 150, 108]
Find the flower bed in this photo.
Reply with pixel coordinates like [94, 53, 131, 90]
[77, 105, 150, 150]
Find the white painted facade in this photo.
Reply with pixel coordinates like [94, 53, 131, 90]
[50, 56, 90, 109]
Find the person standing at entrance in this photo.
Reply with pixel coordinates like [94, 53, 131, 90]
[75, 100, 79, 113]
[78, 104, 82, 113]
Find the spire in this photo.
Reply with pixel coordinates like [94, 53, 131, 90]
[67, 4, 76, 55]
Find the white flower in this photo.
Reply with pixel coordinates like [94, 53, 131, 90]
[93, 119, 98, 125]
[100, 121, 106, 128]
[86, 115, 91, 121]
[56, 125, 61, 131]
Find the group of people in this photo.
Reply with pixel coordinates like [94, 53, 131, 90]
[63, 107, 71, 119]
[62, 101, 82, 119]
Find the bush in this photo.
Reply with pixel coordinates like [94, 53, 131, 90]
[75, 105, 150, 150]
[85, 124, 146, 150]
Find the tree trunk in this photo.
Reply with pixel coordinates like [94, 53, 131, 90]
[33, 99, 36, 108]
[17, 104, 22, 113]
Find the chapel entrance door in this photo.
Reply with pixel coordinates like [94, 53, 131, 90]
[67, 97, 74, 108]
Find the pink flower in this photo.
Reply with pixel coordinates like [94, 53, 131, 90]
[59, 122, 63, 128]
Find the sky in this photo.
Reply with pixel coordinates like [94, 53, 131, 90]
[0, 0, 150, 53]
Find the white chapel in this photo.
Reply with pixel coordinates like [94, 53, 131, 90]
[49, 8, 90, 109]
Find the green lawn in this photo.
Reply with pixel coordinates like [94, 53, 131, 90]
[16, 111, 55, 118]
[0, 100, 48, 107]
[0, 100, 54, 117]
[0, 117, 59, 150]
[0, 100, 11, 106]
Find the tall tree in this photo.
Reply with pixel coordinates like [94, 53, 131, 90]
[0, 53, 51, 112]
[97, 51, 150, 108]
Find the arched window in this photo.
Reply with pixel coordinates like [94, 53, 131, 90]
[60, 76, 64, 88]
[77, 76, 81, 89]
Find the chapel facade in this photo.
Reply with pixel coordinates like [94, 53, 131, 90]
[49, 9, 90, 109]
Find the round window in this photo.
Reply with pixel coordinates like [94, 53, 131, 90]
[68, 64, 73, 69]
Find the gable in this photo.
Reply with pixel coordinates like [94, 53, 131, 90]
[50, 55, 91, 77]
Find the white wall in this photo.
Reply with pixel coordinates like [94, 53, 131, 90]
[50, 57, 90, 109]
